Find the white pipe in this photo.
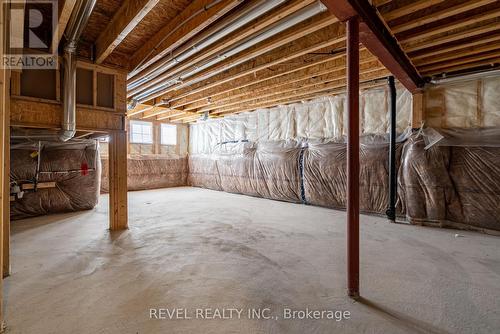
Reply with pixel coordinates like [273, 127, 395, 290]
[430, 67, 500, 85]
[135, 1, 327, 103]
[128, 0, 285, 89]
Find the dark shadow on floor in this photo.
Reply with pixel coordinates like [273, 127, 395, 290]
[357, 297, 451, 334]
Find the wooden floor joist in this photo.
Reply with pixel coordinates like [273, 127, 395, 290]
[141, 13, 339, 102]
[128, 0, 242, 76]
[179, 52, 377, 111]
[404, 21, 500, 53]
[193, 62, 384, 114]
[414, 42, 500, 67]
[128, 0, 317, 97]
[400, 8, 500, 45]
[390, 0, 498, 34]
[411, 33, 500, 60]
[163, 23, 347, 106]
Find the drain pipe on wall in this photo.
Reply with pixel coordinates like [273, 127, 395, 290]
[386, 76, 397, 223]
[59, 0, 97, 142]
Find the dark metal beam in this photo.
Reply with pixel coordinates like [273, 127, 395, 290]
[346, 16, 360, 299]
[386, 76, 397, 222]
[321, 0, 424, 92]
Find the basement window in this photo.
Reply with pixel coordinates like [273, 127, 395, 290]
[130, 120, 153, 144]
[161, 124, 177, 145]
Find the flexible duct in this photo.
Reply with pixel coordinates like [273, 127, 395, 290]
[59, 0, 97, 142]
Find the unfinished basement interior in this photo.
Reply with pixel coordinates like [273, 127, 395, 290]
[0, 0, 499, 333]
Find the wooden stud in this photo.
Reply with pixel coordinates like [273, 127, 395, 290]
[21, 182, 56, 190]
[108, 131, 128, 230]
[477, 79, 483, 127]
[412, 91, 424, 129]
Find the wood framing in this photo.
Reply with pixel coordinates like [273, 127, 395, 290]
[95, 0, 160, 64]
[0, 0, 9, 325]
[127, 0, 317, 97]
[10, 98, 126, 132]
[108, 131, 128, 230]
[135, 13, 339, 102]
[128, 0, 241, 76]
[412, 90, 424, 129]
[56, 0, 77, 48]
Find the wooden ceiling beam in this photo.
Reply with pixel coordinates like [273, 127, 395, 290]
[405, 21, 500, 53]
[320, 0, 423, 92]
[411, 33, 500, 60]
[95, 0, 160, 64]
[128, 0, 316, 97]
[128, 0, 241, 75]
[56, 0, 77, 48]
[400, 9, 500, 45]
[142, 106, 184, 119]
[174, 75, 388, 122]
[138, 13, 339, 102]
[185, 56, 380, 112]
[165, 25, 347, 108]
[207, 68, 389, 115]
[197, 66, 387, 114]
[415, 42, 500, 67]
[421, 57, 500, 76]
[419, 51, 500, 74]
[170, 53, 339, 109]
[391, 0, 497, 34]
[383, 0, 445, 22]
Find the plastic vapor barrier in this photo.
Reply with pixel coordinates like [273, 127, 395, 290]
[189, 84, 500, 232]
[101, 155, 188, 192]
[190, 90, 412, 155]
[303, 140, 405, 214]
[401, 129, 500, 231]
[10, 140, 101, 220]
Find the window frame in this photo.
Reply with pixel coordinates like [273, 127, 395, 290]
[129, 120, 153, 144]
[160, 123, 177, 146]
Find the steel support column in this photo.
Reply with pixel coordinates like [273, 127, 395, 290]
[346, 16, 360, 298]
[386, 76, 397, 222]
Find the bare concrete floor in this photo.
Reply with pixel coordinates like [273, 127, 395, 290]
[4, 187, 500, 334]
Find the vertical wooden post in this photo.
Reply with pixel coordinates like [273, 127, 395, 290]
[0, 0, 10, 325]
[108, 130, 128, 230]
[347, 16, 360, 298]
[153, 122, 161, 154]
[412, 90, 424, 129]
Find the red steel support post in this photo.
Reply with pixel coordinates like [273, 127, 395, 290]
[346, 16, 360, 298]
